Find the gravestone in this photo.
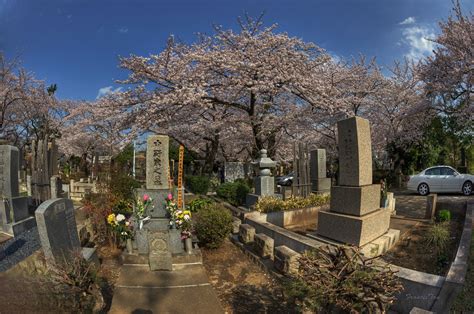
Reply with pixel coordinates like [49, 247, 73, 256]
[35, 198, 80, 262]
[310, 149, 331, 193]
[0, 145, 35, 236]
[224, 162, 245, 183]
[246, 149, 281, 207]
[131, 134, 184, 270]
[317, 117, 397, 249]
[35, 198, 97, 264]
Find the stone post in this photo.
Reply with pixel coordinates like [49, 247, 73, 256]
[310, 148, 331, 193]
[245, 149, 278, 207]
[425, 194, 437, 220]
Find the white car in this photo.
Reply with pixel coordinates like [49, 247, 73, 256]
[407, 166, 473, 196]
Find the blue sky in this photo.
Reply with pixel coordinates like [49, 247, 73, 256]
[1, 0, 472, 101]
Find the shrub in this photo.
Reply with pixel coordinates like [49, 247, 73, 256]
[438, 209, 451, 222]
[289, 245, 403, 312]
[425, 223, 450, 252]
[186, 176, 211, 195]
[255, 194, 330, 213]
[108, 174, 140, 202]
[187, 197, 214, 213]
[82, 193, 116, 245]
[194, 204, 233, 249]
[216, 180, 250, 206]
[48, 251, 102, 312]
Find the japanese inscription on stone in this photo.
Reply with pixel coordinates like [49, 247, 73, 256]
[146, 135, 170, 190]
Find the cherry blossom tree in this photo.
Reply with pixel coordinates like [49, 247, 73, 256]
[419, 1, 473, 167]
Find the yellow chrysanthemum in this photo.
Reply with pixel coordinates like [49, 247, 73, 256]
[107, 213, 116, 225]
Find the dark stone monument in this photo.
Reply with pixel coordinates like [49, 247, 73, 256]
[0, 145, 36, 236]
[35, 198, 97, 264]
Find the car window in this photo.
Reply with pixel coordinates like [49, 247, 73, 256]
[441, 167, 455, 175]
[425, 168, 441, 175]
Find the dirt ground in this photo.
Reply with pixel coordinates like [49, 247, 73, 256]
[0, 244, 121, 314]
[202, 239, 296, 314]
[383, 218, 464, 275]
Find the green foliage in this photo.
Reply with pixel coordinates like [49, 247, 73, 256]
[112, 199, 133, 215]
[113, 144, 134, 167]
[425, 223, 450, 252]
[216, 180, 250, 206]
[108, 174, 140, 202]
[291, 245, 403, 312]
[187, 197, 214, 213]
[194, 204, 233, 249]
[438, 209, 451, 222]
[255, 194, 330, 213]
[186, 176, 210, 195]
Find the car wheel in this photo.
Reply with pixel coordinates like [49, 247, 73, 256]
[418, 183, 430, 196]
[462, 181, 473, 196]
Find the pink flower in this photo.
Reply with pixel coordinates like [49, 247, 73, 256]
[143, 194, 150, 201]
[167, 193, 173, 200]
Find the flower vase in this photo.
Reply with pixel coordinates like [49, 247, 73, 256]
[126, 238, 133, 254]
[184, 237, 193, 254]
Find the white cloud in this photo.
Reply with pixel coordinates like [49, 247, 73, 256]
[399, 17, 416, 25]
[96, 86, 123, 99]
[118, 27, 128, 34]
[401, 25, 435, 60]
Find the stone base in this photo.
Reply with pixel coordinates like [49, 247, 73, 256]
[255, 176, 275, 196]
[1, 216, 36, 236]
[0, 196, 30, 224]
[360, 229, 400, 258]
[317, 208, 390, 246]
[311, 178, 331, 192]
[149, 251, 173, 271]
[232, 217, 241, 234]
[121, 249, 203, 267]
[169, 229, 185, 254]
[330, 184, 381, 216]
[246, 194, 260, 207]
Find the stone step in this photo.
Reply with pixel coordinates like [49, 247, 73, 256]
[116, 264, 208, 287]
[110, 264, 223, 314]
[121, 249, 203, 266]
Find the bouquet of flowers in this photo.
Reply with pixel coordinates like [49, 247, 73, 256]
[107, 213, 133, 241]
[134, 194, 152, 229]
[165, 193, 193, 239]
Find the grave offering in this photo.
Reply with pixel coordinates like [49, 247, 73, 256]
[35, 198, 96, 264]
[246, 149, 280, 207]
[310, 148, 331, 193]
[317, 117, 399, 253]
[0, 145, 36, 236]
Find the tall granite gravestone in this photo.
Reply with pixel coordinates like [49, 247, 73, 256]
[317, 117, 393, 246]
[0, 145, 36, 236]
[36, 198, 97, 264]
[310, 149, 331, 193]
[133, 135, 183, 270]
[246, 149, 280, 207]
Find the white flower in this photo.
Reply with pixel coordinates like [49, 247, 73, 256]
[121, 231, 127, 235]
[184, 214, 190, 221]
[125, 221, 130, 226]
[116, 214, 126, 222]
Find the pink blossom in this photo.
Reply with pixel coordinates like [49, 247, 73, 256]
[167, 193, 173, 200]
[143, 194, 150, 201]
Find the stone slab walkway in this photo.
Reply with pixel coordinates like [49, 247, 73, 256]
[110, 264, 224, 314]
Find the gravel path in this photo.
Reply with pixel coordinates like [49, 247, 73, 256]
[0, 227, 41, 272]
